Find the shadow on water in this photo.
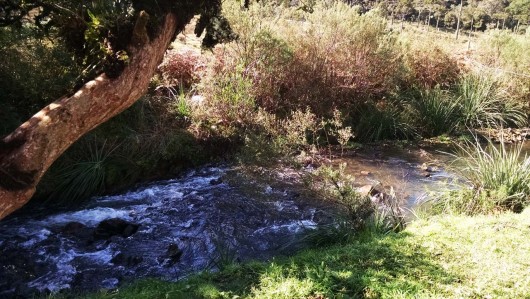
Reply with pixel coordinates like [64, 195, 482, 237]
[0, 166, 338, 298]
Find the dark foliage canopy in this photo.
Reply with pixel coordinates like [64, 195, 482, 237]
[0, 0, 236, 80]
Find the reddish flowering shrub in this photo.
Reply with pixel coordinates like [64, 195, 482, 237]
[406, 48, 461, 89]
[159, 50, 205, 89]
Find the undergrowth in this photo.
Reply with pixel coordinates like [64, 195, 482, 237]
[6, 0, 528, 207]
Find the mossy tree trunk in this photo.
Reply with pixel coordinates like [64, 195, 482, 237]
[0, 13, 178, 220]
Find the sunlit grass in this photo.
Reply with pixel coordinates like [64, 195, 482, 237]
[454, 74, 527, 129]
[432, 139, 530, 215]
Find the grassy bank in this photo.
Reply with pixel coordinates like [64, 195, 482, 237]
[84, 208, 530, 299]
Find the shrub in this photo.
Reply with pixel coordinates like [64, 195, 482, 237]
[476, 30, 530, 107]
[237, 108, 320, 164]
[316, 163, 374, 230]
[292, 6, 404, 113]
[216, 0, 404, 116]
[478, 30, 530, 74]
[0, 27, 80, 124]
[311, 163, 404, 236]
[237, 30, 295, 114]
[0, 104, 21, 137]
[405, 47, 461, 89]
[159, 50, 205, 89]
[235, 107, 356, 165]
[194, 65, 256, 134]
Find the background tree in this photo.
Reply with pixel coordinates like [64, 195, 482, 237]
[507, 0, 530, 31]
[0, 0, 235, 219]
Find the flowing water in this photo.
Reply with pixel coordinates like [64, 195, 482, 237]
[0, 144, 471, 297]
[0, 166, 336, 297]
[335, 144, 459, 207]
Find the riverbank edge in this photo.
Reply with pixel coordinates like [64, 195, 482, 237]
[76, 208, 530, 299]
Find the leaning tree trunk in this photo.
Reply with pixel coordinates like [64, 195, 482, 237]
[0, 13, 178, 220]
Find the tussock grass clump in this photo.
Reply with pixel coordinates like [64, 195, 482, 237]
[409, 87, 459, 137]
[404, 73, 527, 140]
[433, 140, 530, 215]
[356, 100, 417, 141]
[44, 140, 121, 204]
[454, 73, 527, 129]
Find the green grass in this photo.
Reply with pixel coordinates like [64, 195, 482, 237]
[410, 87, 459, 137]
[82, 209, 530, 299]
[432, 140, 530, 215]
[356, 101, 417, 141]
[454, 74, 527, 129]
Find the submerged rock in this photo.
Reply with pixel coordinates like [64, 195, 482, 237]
[59, 222, 93, 241]
[110, 252, 143, 267]
[164, 243, 183, 266]
[93, 218, 139, 240]
[357, 185, 373, 197]
[0, 245, 38, 295]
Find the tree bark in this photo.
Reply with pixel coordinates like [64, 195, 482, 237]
[0, 13, 178, 220]
[455, 0, 463, 39]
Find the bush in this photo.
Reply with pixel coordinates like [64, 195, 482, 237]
[159, 50, 205, 89]
[235, 108, 316, 164]
[215, 0, 404, 117]
[194, 65, 256, 133]
[405, 47, 461, 89]
[235, 107, 356, 166]
[476, 30, 530, 107]
[235, 30, 295, 114]
[478, 30, 530, 75]
[0, 27, 80, 130]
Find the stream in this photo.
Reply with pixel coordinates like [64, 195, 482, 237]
[0, 144, 468, 298]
